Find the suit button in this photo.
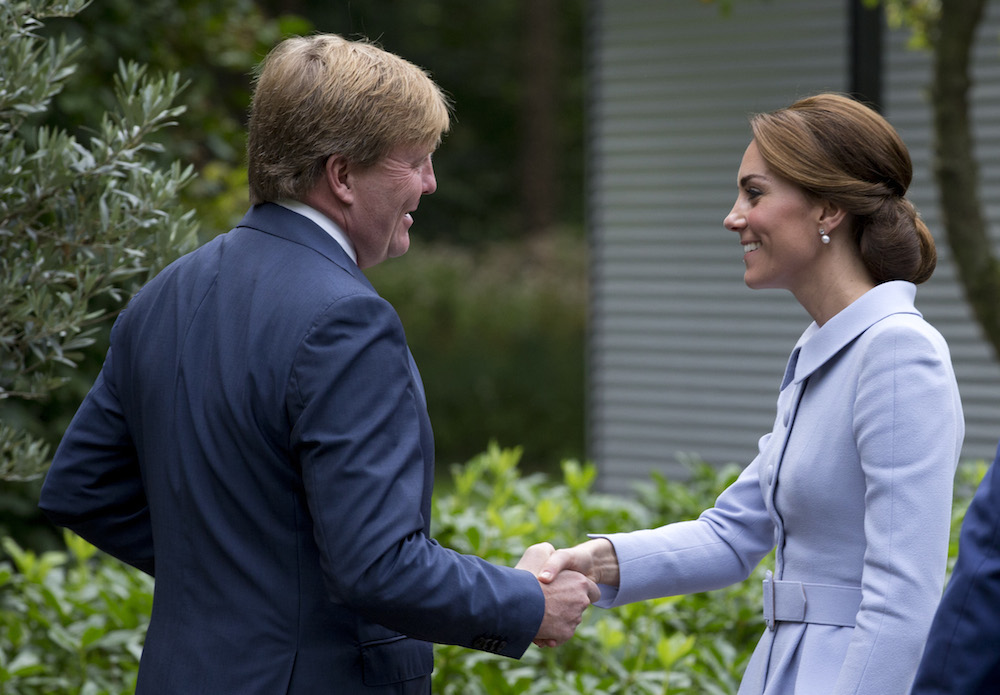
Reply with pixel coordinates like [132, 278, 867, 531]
[473, 635, 507, 653]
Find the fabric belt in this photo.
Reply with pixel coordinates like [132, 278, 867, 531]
[762, 570, 862, 631]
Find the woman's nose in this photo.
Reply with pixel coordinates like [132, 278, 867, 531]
[724, 205, 744, 232]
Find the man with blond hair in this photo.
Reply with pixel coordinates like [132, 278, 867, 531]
[40, 34, 597, 694]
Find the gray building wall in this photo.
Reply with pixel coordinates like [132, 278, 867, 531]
[587, 0, 1000, 495]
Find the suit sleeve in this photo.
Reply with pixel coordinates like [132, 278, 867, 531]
[38, 338, 155, 575]
[288, 291, 544, 658]
[834, 323, 963, 694]
[910, 448, 1000, 695]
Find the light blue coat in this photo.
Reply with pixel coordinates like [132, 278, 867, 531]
[596, 281, 964, 695]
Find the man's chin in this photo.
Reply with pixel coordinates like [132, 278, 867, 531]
[389, 232, 411, 258]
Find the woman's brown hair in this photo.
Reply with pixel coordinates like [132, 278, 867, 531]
[751, 93, 936, 284]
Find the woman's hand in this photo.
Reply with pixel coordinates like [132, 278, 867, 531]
[538, 538, 620, 589]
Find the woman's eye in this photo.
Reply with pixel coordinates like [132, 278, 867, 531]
[746, 188, 762, 201]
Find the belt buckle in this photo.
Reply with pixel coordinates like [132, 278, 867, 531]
[763, 570, 776, 631]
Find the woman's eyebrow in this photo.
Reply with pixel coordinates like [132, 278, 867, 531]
[739, 173, 768, 187]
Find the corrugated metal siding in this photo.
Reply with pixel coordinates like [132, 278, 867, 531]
[588, 0, 1000, 495]
[882, 1, 1000, 464]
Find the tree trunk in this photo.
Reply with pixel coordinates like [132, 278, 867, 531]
[932, 0, 1000, 359]
[519, 0, 558, 237]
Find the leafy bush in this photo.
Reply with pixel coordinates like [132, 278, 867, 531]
[430, 445, 758, 694]
[0, 0, 198, 481]
[0, 532, 152, 694]
[0, 447, 986, 694]
[367, 235, 587, 473]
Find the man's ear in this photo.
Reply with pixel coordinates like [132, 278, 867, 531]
[325, 154, 354, 205]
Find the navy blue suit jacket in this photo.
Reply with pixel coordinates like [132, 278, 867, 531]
[910, 441, 1000, 694]
[39, 203, 544, 694]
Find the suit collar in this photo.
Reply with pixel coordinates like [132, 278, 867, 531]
[236, 203, 375, 291]
[274, 199, 357, 264]
[785, 281, 921, 387]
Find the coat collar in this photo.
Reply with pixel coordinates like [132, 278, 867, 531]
[235, 203, 375, 291]
[782, 281, 922, 388]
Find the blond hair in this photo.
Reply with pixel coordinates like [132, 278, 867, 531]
[751, 93, 936, 284]
[247, 34, 452, 205]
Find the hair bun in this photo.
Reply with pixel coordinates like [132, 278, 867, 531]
[858, 196, 936, 284]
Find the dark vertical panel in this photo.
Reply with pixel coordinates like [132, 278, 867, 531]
[519, 0, 558, 236]
[850, 0, 883, 109]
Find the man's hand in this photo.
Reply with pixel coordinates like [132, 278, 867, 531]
[515, 542, 558, 575]
[516, 543, 600, 648]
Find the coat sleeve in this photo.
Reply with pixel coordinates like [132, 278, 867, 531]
[38, 337, 155, 575]
[834, 322, 963, 694]
[593, 447, 776, 607]
[288, 291, 544, 658]
[910, 447, 1000, 695]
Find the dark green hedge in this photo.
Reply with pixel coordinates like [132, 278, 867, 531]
[367, 234, 587, 473]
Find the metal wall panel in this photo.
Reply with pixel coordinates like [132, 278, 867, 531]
[881, 2, 1000, 466]
[588, 0, 1000, 495]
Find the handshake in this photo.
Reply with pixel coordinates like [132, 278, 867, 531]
[514, 539, 620, 648]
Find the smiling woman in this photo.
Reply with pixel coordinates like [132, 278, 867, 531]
[539, 92, 964, 695]
[724, 94, 935, 327]
[724, 140, 857, 322]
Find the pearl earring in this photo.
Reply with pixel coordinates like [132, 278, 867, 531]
[819, 228, 830, 244]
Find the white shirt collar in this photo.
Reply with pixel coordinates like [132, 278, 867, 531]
[274, 199, 357, 265]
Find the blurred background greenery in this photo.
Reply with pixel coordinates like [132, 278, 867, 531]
[1, 0, 587, 547]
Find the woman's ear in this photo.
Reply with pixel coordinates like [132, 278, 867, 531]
[818, 201, 848, 234]
[325, 154, 354, 205]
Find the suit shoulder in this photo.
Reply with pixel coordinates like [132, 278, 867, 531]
[220, 225, 381, 308]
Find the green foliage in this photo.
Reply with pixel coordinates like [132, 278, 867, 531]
[945, 456, 989, 572]
[431, 444, 758, 694]
[871, 0, 939, 49]
[41, 0, 311, 238]
[0, 0, 199, 480]
[367, 233, 587, 472]
[1, 449, 984, 694]
[0, 531, 153, 695]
